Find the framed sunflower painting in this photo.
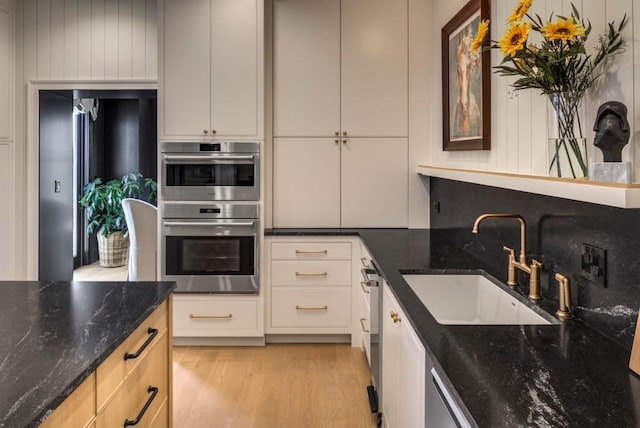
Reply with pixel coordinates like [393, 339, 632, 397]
[442, 0, 491, 151]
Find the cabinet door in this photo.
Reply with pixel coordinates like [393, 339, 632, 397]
[341, 138, 408, 227]
[382, 281, 400, 428]
[341, 0, 408, 137]
[272, 0, 340, 137]
[399, 308, 426, 428]
[211, 0, 259, 137]
[0, 3, 10, 140]
[161, 0, 211, 138]
[273, 138, 340, 227]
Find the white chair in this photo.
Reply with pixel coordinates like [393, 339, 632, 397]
[122, 198, 158, 281]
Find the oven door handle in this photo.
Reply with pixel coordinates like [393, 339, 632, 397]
[162, 154, 256, 162]
[163, 221, 256, 227]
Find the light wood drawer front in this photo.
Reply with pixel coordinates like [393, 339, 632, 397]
[96, 332, 168, 428]
[271, 288, 351, 328]
[174, 299, 258, 336]
[271, 260, 351, 286]
[148, 397, 169, 428]
[271, 242, 352, 260]
[39, 373, 96, 428]
[96, 302, 168, 411]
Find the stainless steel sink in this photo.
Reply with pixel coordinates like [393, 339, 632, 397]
[402, 274, 553, 325]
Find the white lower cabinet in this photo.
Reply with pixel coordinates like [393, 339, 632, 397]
[173, 294, 263, 337]
[382, 280, 425, 428]
[266, 237, 357, 336]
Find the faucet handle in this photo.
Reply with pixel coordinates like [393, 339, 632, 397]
[529, 259, 543, 301]
[555, 273, 572, 320]
[502, 246, 516, 257]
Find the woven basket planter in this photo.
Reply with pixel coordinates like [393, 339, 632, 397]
[97, 231, 129, 268]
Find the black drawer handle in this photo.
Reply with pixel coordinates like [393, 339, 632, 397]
[124, 386, 158, 427]
[124, 327, 158, 361]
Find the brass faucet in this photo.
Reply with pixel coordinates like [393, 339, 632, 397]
[472, 213, 543, 300]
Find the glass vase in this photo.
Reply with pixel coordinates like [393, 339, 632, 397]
[547, 91, 588, 179]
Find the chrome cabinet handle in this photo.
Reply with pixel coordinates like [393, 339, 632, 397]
[295, 249, 328, 255]
[124, 328, 158, 361]
[296, 305, 328, 311]
[124, 386, 158, 426]
[360, 281, 370, 294]
[295, 272, 328, 276]
[190, 313, 233, 319]
[163, 221, 255, 227]
[360, 318, 370, 333]
[162, 154, 255, 161]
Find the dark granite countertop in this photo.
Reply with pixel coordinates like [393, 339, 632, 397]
[0, 280, 175, 428]
[268, 228, 640, 427]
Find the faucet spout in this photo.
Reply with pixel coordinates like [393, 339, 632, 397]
[472, 213, 527, 264]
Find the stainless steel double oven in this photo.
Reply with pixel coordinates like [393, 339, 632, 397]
[161, 142, 260, 294]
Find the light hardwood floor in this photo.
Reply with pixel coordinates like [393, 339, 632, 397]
[73, 261, 128, 282]
[173, 344, 377, 428]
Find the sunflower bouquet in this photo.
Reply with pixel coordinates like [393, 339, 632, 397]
[471, 0, 627, 178]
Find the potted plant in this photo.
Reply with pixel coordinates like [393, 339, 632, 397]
[80, 172, 157, 267]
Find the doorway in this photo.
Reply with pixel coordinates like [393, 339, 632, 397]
[37, 88, 157, 281]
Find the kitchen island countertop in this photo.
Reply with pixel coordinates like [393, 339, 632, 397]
[0, 280, 175, 428]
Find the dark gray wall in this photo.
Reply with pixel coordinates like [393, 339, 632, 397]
[430, 177, 640, 350]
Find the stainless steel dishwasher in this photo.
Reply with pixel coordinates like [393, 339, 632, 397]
[426, 368, 472, 428]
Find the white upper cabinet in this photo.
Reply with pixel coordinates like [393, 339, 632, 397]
[160, 0, 263, 140]
[0, 1, 11, 140]
[341, 0, 408, 137]
[272, 0, 340, 137]
[272, 0, 407, 138]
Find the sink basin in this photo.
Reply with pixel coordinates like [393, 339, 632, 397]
[402, 274, 552, 325]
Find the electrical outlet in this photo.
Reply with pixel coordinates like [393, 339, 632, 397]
[581, 243, 606, 287]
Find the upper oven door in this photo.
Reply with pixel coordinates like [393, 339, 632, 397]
[161, 218, 259, 293]
[162, 152, 259, 201]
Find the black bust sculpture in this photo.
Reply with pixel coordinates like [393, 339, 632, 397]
[593, 101, 630, 162]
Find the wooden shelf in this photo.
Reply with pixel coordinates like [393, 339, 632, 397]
[417, 165, 640, 209]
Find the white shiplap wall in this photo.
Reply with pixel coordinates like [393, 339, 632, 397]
[9, 0, 158, 279]
[428, 0, 637, 179]
[20, 0, 157, 81]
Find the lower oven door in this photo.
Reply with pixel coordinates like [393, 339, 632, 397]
[161, 218, 259, 293]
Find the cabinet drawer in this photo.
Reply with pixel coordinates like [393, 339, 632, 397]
[271, 242, 352, 260]
[271, 288, 351, 328]
[96, 332, 168, 428]
[271, 260, 351, 286]
[173, 299, 259, 337]
[96, 302, 168, 411]
[39, 373, 96, 428]
[148, 396, 169, 428]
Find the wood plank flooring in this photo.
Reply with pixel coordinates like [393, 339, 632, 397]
[173, 344, 377, 428]
[73, 261, 128, 282]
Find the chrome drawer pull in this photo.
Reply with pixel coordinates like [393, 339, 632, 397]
[124, 328, 158, 361]
[360, 318, 370, 333]
[295, 249, 328, 254]
[124, 386, 158, 426]
[360, 281, 370, 294]
[295, 272, 328, 277]
[295, 305, 328, 311]
[190, 313, 233, 319]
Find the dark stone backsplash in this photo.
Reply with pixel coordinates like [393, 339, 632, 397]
[430, 177, 640, 350]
